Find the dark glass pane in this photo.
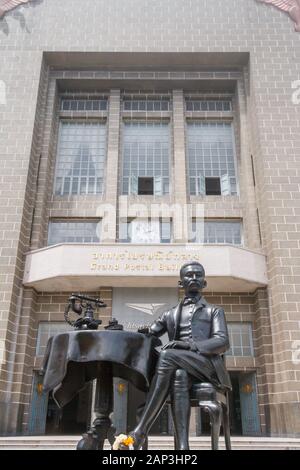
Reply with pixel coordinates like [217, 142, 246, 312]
[138, 177, 154, 195]
[62, 100, 70, 111]
[205, 177, 221, 195]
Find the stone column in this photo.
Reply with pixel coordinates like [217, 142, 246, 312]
[102, 89, 121, 243]
[236, 76, 262, 251]
[172, 90, 188, 243]
[0, 288, 38, 435]
[253, 288, 273, 436]
[0, 55, 48, 436]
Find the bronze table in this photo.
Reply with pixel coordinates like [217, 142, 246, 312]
[42, 330, 159, 450]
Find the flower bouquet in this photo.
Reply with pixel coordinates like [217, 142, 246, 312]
[112, 434, 135, 450]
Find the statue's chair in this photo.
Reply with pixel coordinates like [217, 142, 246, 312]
[137, 381, 231, 451]
[187, 381, 231, 450]
[171, 353, 231, 450]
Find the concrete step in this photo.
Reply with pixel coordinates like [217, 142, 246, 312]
[1, 436, 300, 450]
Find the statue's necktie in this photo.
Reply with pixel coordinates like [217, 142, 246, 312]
[182, 297, 199, 306]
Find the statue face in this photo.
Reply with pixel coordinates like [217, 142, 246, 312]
[180, 264, 206, 295]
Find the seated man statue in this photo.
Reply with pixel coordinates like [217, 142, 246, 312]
[125, 261, 231, 450]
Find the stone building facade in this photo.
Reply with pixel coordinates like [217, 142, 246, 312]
[0, 0, 299, 437]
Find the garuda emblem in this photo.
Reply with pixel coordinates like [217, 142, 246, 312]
[257, 0, 300, 31]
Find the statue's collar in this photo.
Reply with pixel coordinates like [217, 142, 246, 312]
[182, 295, 207, 307]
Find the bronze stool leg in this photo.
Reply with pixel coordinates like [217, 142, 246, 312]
[222, 402, 231, 450]
[202, 402, 222, 450]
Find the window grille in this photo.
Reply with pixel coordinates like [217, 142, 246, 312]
[61, 99, 108, 112]
[54, 121, 106, 196]
[123, 99, 170, 112]
[122, 121, 170, 195]
[187, 122, 237, 196]
[227, 323, 254, 357]
[36, 322, 72, 356]
[48, 220, 101, 245]
[189, 220, 242, 245]
[186, 100, 231, 112]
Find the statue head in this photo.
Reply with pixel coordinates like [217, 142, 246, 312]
[179, 261, 207, 296]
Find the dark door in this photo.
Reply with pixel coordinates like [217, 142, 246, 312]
[127, 383, 170, 435]
[239, 372, 261, 436]
[45, 382, 92, 435]
[196, 372, 243, 436]
[28, 372, 48, 435]
[229, 373, 243, 435]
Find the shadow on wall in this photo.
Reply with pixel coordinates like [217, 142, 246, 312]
[0, 0, 44, 36]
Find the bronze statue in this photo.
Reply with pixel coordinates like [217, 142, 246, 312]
[120, 261, 231, 450]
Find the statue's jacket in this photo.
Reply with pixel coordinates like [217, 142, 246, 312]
[150, 297, 232, 390]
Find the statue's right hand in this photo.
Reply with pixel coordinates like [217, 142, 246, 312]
[137, 326, 150, 335]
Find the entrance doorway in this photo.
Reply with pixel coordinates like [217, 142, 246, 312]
[45, 383, 92, 435]
[112, 287, 178, 435]
[126, 383, 171, 436]
[196, 371, 261, 436]
[28, 373, 92, 436]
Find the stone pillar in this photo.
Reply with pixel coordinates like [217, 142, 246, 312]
[254, 287, 300, 437]
[236, 76, 262, 251]
[102, 89, 121, 243]
[172, 90, 188, 243]
[0, 288, 37, 435]
[253, 288, 273, 436]
[249, 64, 300, 437]
[30, 77, 59, 250]
[0, 55, 48, 435]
